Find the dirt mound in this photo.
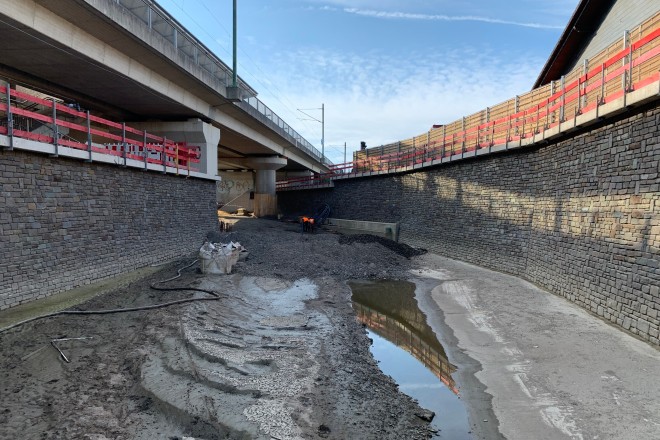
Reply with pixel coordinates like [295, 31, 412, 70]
[338, 234, 427, 259]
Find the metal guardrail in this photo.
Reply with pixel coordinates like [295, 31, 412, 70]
[277, 13, 659, 191]
[0, 82, 201, 173]
[113, 0, 324, 163]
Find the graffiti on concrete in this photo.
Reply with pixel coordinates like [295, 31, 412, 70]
[218, 177, 253, 194]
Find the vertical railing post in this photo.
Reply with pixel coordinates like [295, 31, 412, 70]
[600, 63, 606, 105]
[627, 36, 634, 92]
[549, 81, 556, 127]
[121, 122, 127, 166]
[412, 147, 416, 167]
[490, 120, 495, 152]
[461, 117, 466, 157]
[426, 131, 430, 160]
[5, 82, 13, 150]
[582, 59, 589, 109]
[485, 107, 490, 147]
[441, 125, 446, 158]
[86, 110, 93, 162]
[143, 131, 148, 171]
[622, 31, 630, 92]
[51, 98, 59, 157]
[162, 136, 168, 173]
[577, 76, 582, 115]
[559, 76, 566, 122]
[175, 143, 179, 175]
[514, 95, 520, 138]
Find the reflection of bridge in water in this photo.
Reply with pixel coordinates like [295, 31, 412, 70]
[350, 280, 459, 395]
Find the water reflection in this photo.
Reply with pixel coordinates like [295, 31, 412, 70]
[350, 279, 472, 440]
[350, 279, 459, 394]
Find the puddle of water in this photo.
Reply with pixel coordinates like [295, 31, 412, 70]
[349, 279, 472, 440]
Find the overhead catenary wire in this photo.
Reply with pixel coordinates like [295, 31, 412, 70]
[0, 260, 220, 334]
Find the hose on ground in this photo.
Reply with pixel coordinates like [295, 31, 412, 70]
[0, 259, 219, 334]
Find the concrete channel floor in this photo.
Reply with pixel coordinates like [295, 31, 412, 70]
[411, 253, 660, 440]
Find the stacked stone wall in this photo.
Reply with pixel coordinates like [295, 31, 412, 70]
[279, 105, 660, 345]
[0, 150, 218, 310]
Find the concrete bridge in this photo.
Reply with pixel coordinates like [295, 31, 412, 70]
[0, 0, 327, 215]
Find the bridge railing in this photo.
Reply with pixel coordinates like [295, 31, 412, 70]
[238, 97, 324, 163]
[0, 83, 201, 174]
[114, 0, 324, 164]
[276, 12, 659, 191]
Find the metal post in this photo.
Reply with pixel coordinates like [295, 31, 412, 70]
[550, 81, 556, 126]
[86, 110, 92, 162]
[5, 82, 13, 150]
[461, 117, 466, 156]
[121, 122, 127, 166]
[143, 131, 148, 170]
[600, 63, 606, 105]
[441, 126, 446, 158]
[559, 76, 566, 122]
[321, 103, 325, 163]
[232, 0, 237, 88]
[490, 121, 495, 151]
[627, 39, 634, 92]
[162, 136, 167, 173]
[514, 96, 520, 137]
[622, 31, 629, 92]
[343, 141, 346, 166]
[582, 59, 589, 109]
[51, 98, 59, 157]
[485, 107, 490, 146]
[577, 77, 582, 114]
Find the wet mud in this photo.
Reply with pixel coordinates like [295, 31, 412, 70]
[0, 219, 436, 439]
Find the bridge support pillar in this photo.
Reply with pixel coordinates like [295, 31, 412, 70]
[237, 156, 287, 217]
[130, 119, 220, 179]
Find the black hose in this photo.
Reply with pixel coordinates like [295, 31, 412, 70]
[0, 259, 219, 334]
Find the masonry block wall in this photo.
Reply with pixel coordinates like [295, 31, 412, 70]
[0, 150, 218, 310]
[279, 105, 660, 345]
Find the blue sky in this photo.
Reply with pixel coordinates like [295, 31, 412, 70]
[157, 0, 580, 163]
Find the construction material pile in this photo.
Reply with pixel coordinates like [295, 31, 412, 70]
[199, 241, 247, 274]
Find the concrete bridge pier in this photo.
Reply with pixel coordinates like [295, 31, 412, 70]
[131, 119, 220, 178]
[235, 156, 287, 217]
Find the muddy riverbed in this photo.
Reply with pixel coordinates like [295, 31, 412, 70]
[0, 218, 464, 440]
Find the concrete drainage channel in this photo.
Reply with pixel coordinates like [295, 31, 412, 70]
[326, 218, 400, 241]
[349, 279, 472, 440]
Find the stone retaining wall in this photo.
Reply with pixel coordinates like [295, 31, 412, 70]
[0, 150, 218, 310]
[279, 104, 660, 345]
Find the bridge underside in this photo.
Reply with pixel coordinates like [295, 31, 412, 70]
[0, 2, 313, 172]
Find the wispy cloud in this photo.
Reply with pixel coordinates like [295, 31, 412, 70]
[343, 8, 564, 29]
[259, 46, 546, 163]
